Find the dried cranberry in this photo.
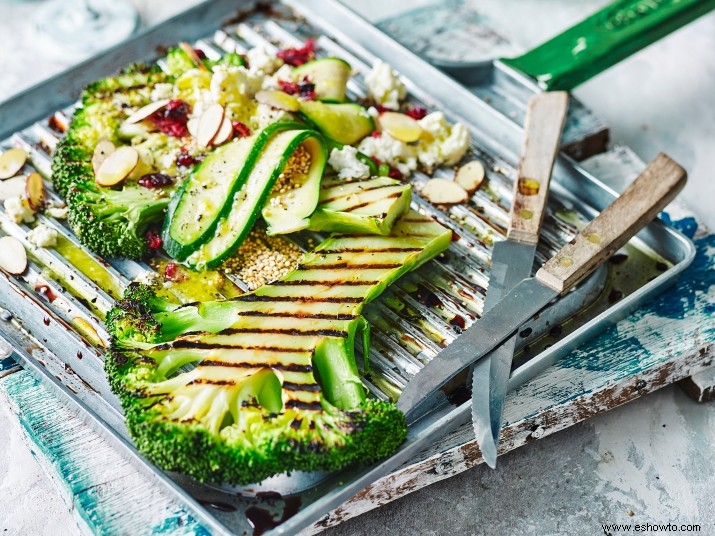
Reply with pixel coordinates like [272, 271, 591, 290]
[299, 82, 317, 100]
[388, 167, 403, 181]
[375, 104, 395, 114]
[232, 122, 251, 137]
[149, 99, 191, 137]
[145, 231, 162, 250]
[370, 156, 382, 166]
[176, 151, 198, 167]
[278, 80, 300, 95]
[276, 39, 316, 67]
[404, 105, 428, 120]
[370, 131, 382, 138]
[193, 48, 207, 60]
[138, 173, 174, 189]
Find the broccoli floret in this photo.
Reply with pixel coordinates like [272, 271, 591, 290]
[105, 283, 407, 485]
[67, 182, 170, 259]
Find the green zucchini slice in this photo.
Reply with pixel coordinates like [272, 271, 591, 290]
[299, 101, 374, 145]
[292, 57, 352, 102]
[307, 176, 411, 235]
[186, 127, 326, 270]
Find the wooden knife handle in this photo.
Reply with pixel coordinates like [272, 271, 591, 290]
[535, 153, 686, 293]
[507, 91, 569, 245]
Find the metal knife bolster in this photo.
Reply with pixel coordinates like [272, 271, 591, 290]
[397, 277, 558, 422]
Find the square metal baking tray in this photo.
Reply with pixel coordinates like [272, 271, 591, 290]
[0, 1, 695, 534]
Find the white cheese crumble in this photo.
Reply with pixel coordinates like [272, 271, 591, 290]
[3, 197, 35, 224]
[246, 45, 283, 76]
[150, 83, 175, 102]
[252, 103, 293, 130]
[45, 201, 68, 220]
[27, 224, 58, 248]
[328, 146, 370, 179]
[358, 133, 417, 176]
[210, 65, 263, 104]
[416, 112, 470, 169]
[365, 60, 406, 109]
[262, 64, 295, 90]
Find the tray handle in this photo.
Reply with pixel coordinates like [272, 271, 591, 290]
[502, 0, 715, 91]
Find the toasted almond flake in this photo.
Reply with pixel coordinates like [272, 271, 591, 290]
[125, 99, 171, 124]
[0, 176, 27, 201]
[0, 148, 28, 180]
[0, 236, 27, 275]
[378, 112, 423, 143]
[179, 42, 208, 71]
[187, 117, 200, 137]
[91, 140, 116, 175]
[211, 116, 234, 146]
[197, 104, 225, 148]
[25, 172, 46, 211]
[255, 90, 300, 112]
[421, 178, 468, 205]
[95, 146, 139, 187]
[455, 160, 485, 194]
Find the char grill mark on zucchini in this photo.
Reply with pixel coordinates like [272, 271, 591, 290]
[307, 176, 411, 236]
[106, 211, 451, 484]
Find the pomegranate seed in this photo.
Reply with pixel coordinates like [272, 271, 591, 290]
[232, 122, 251, 137]
[138, 173, 174, 189]
[164, 262, 178, 280]
[276, 39, 316, 67]
[278, 80, 300, 95]
[370, 131, 382, 138]
[404, 106, 428, 120]
[145, 231, 162, 250]
[370, 156, 382, 167]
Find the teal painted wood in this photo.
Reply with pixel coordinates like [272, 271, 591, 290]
[0, 371, 213, 536]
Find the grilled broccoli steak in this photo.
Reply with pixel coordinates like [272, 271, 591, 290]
[106, 212, 451, 484]
[51, 63, 183, 259]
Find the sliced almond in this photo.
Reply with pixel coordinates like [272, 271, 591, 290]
[421, 178, 468, 205]
[210, 116, 234, 146]
[0, 236, 27, 275]
[95, 146, 139, 187]
[0, 148, 28, 180]
[255, 90, 300, 112]
[196, 104, 225, 148]
[91, 140, 116, 175]
[25, 172, 46, 211]
[455, 160, 485, 194]
[125, 99, 171, 124]
[0, 176, 27, 201]
[378, 112, 423, 143]
[179, 42, 208, 71]
[187, 117, 200, 137]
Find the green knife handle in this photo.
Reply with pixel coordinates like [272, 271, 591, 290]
[502, 0, 715, 91]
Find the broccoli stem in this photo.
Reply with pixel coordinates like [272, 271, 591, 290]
[312, 319, 368, 410]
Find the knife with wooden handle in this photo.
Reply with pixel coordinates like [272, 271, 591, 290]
[398, 153, 687, 425]
[471, 91, 568, 468]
